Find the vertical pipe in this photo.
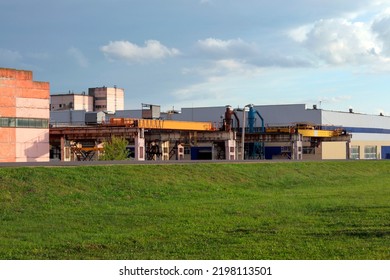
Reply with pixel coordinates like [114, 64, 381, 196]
[248, 105, 256, 133]
[256, 111, 265, 133]
[242, 110, 246, 160]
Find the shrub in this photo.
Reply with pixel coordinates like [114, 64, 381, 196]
[99, 136, 129, 160]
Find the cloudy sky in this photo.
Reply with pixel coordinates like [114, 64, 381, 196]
[1, 0, 390, 114]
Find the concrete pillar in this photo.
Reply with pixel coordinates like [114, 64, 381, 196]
[135, 129, 145, 161]
[177, 144, 185, 160]
[60, 136, 65, 162]
[60, 137, 71, 162]
[225, 139, 236, 160]
[292, 134, 303, 160]
[161, 141, 170, 160]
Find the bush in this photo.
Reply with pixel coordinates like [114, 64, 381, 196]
[99, 136, 129, 160]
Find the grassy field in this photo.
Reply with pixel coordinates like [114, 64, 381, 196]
[0, 161, 389, 260]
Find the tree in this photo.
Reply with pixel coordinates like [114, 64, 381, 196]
[99, 136, 129, 161]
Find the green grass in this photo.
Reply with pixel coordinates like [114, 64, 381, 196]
[0, 161, 389, 260]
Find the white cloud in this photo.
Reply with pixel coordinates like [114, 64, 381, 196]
[173, 58, 264, 104]
[184, 59, 262, 77]
[372, 10, 390, 56]
[101, 40, 180, 63]
[287, 8, 390, 71]
[197, 37, 312, 67]
[288, 25, 313, 43]
[68, 47, 89, 68]
[290, 18, 382, 65]
[197, 38, 257, 58]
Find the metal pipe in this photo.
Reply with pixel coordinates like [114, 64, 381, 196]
[235, 104, 251, 160]
[242, 109, 246, 160]
[255, 111, 265, 133]
[232, 111, 240, 131]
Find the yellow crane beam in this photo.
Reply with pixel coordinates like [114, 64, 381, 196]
[109, 118, 215, 131]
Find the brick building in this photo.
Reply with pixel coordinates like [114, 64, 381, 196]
[0, 68, 50, 162]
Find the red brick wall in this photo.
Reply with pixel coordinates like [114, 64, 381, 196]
[0, 68, 50, 162]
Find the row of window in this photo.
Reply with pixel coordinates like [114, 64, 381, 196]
[0, 117, 49, 129]
[350, 145, 377, 159]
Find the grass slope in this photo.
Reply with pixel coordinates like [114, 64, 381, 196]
[0, 161, 389, 260]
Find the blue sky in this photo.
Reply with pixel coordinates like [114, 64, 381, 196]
[1, 0, 390, 114]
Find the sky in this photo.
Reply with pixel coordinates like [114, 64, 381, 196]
[1, 0, 390, 114]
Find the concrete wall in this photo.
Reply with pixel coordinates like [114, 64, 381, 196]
[321, 142, 348, 160]
[349, 140, 390, 159]
[106, 87, 124, 112]
[89, 87, 124, 113]
[51, 94, 93, 111]
[16, 128, 50, 162]
[0, 67, 50, 162]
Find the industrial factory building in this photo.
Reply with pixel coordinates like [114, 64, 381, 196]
[50, 92, 93, 111]
[0, 68, 50, 162]
[49, 101, 390, 161]
[170, 104, 390, 160]
[3, 67, 390, 163]
[111, 104, 390, 160]
[51, 86, 124, 113]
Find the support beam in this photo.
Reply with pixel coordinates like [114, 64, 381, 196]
[225, 139, 236, 160]
[177, 144, 185, 160]
[60, 136, 65, 162]
[161, 141, 170, 160]
[292, 134, 303, 160]
[135, 129, 145, 161]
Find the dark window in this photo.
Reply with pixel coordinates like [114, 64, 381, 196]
[0, 117, 48, 129]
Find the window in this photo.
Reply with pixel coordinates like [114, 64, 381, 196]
[0, 117, 48, 129]
[0, 118, 10, 127]
[364, 145, 377, 159]
[16, 118, 29, 127]
[350, 145, 360, 159]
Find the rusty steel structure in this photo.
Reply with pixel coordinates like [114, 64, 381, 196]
[49, 112, 351, 162]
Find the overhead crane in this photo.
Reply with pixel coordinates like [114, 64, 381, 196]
[49, 110, 350, 161]
[265, 123, 346, 138]
[109, 118, 216, 131]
